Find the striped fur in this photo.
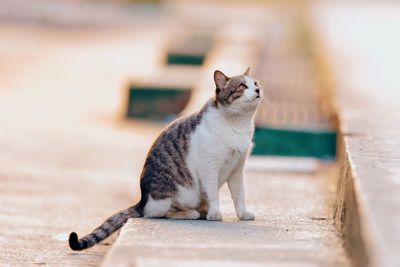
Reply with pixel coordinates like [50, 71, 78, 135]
[69, 205, 139, 250]
[139, 103, 208, 200]
[69, 205, 141, 250]
[69, 69, 262, 251]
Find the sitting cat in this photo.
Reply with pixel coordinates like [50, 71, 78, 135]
[69, 67, 262, 250]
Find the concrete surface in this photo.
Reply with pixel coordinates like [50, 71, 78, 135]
[311, 3, 400, 267]
[136, 259, 316, 267]
[0, 25, 163, 266]
[102, 167, 350, 267]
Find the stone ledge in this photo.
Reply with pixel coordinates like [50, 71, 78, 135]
[333, 111, 400, 267]
[311, 3, 400, 267]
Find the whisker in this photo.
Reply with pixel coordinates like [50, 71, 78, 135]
[258, 94, 276, 115]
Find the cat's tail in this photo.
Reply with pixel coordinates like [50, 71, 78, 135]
[69, 204, 142, 251]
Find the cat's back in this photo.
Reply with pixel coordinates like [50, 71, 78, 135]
[152, 102, 210, 154]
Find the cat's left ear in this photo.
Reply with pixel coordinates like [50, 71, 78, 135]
[214, 70, 229, 89]
[243, 67, 250, 76]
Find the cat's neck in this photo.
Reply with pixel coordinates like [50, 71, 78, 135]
[207, 99, 257, 130]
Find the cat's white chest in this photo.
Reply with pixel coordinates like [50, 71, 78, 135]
[223, 127, 252, 154]
[186, 108, 253, 185]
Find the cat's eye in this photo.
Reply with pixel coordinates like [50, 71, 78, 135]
[240, 83, 248, 89]
[254, 81, 258, 86]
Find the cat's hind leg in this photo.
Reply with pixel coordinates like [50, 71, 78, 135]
[143, 196, 172, 218]
[166, 209, 200, 220]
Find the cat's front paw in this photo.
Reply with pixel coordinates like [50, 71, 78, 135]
[206, 211, 222, 221]
[239, 211, 255, 220]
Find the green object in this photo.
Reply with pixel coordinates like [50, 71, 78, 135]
[126, 86, 192, 122]
[252, 126, 336, 160]
[167, 53, 205, 66]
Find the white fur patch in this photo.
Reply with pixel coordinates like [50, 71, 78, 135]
[243, 76, 261, 103]
[144, 196, 172, 218]
[176, 184, 200, 209]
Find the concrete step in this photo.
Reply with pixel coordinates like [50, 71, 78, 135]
[136, 259, 315, 267]
[101, 165, 351, 267]
[166, 32, 214, 66]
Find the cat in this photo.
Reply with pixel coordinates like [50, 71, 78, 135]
[69, 67, 262, 250]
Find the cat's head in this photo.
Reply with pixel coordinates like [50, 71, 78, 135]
[213, 67, 262, 113]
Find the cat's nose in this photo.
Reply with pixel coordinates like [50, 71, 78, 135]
[255, 88, 260, 94]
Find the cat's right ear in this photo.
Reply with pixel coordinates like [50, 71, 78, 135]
[214, 70, 228, 89]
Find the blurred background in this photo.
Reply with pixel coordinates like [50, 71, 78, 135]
[1, 0, 399, 266]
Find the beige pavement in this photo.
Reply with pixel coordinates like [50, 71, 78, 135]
[0, 26, 163, 266]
